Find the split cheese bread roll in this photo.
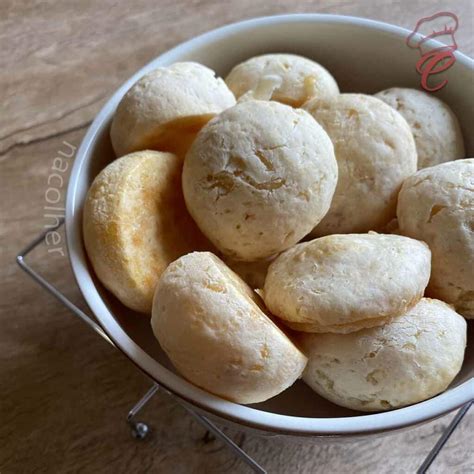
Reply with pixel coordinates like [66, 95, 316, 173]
[151, 252, 307, 404]
[83, 150, 209, 313]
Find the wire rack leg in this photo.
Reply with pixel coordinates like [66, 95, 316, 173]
[181, 406, 266, 474]
[16, 219, 113, 346]
[417, 400, 473, 474]
[126, 384, 159, 439]
[125, 382, 266, 473]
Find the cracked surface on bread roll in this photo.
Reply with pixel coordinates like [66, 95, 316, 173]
[151, 252, 307, 404]
[110, 62, 235, 157]
[263, 233, 431, 333]
[375, 87, 465, 169]
[301, 298, 467, 412]
[303, 93, 417, 236]
[225, 53, 339, 107]
[182, 100, 338, 261]
[397, 159, 474, 318]
[83, 150, 209, 313]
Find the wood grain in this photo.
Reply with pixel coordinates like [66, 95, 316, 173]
[1, 1, 473, 473]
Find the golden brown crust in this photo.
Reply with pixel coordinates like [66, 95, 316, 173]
[83, 150, 210, 313]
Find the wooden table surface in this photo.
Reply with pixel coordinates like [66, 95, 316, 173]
[1, 1, 473, 473]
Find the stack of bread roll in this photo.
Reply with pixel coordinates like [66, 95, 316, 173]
[83, 55, 472, 411]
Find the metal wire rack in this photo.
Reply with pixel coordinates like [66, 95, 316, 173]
[17, 219, 472, 474]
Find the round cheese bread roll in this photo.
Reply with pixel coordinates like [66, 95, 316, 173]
[83, 150, 209, 313]
[398, 159, 474, 318]
[375, 88, 465, 169]
[301, 298, 467, 412]
[151, 252, 307, 404]
[110, 62, 235, 158]
[182, 100, 338, 261]
[225, 54, 339, 107]
[263, 233, 431, 333]
[303, 94, 417, 236]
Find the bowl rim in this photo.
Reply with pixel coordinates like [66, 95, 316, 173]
[65, 13, 474, 436]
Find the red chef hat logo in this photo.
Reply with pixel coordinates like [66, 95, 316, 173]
[406, 12, 459, 92]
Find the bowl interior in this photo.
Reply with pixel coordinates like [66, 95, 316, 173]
[66, 15, 474, 435]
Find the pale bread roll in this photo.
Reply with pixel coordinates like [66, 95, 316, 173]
[182, 100, 338, 261]
[225, 54, 339, 107]
[151, 252, 307, 404]
[375, 88, 465, 169]
[110, 62, 235, 158]
[303, 94, 417, 236]
[397, 159, 474, 318]
[263, 233, 431, 333]
[83, 150, 209, 313]
[301, 298, 467, 412]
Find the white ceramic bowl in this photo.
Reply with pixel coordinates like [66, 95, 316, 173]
[66, 14, 474, 437]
